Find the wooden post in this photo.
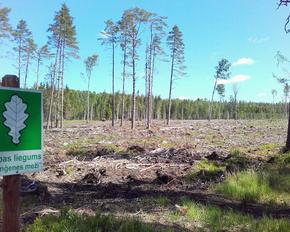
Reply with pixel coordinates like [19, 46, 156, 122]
[1, 75, 21, 232]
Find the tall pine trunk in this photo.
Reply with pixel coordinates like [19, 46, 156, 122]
[90, 103, 93, 121]
[18, 38, 22, 81]
[112, 42, 115, 127]
[144, 46, 148, 125]
[55, 41, 62, 128]
[209, 78, 218, 121]
[24, 52, 30, 88]
[87, 71, 91, 123]
[121, 40, 126, 127]
[46, 40, 60, 129]
[167, 50, 175, 126]
[146, 26, 153, 129]
[151, 48, 156, 123]
[131, 41, 136, 129]
[36, 55, 40, 90]
[286, 103, 290, 151]
[60, 41, 65, 128]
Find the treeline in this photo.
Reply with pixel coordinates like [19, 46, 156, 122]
[41, 86, 286, 123]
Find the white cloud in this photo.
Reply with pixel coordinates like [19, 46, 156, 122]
[217, 75, 251, 85]
[178, 96, 187, 100]
[248, 36, 269, 44]
[257, 92, 267, 97]
[233, 58, 255, 66]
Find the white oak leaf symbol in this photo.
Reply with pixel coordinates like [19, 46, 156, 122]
[3, 95, 29, 144]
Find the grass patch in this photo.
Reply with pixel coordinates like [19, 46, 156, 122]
[182, 200, 252, 231]
[67, 146, 89, 157]
[66, 138, 127, 158]
[143, 196, 171, 207]
[254, 143, 280, 156]
[226, 149, 252, 172]
[186, 160, 225, 182]
[214, 153, 290, 205]
[180, 200, 290, 232]
[215, 170, 270, 203]
[26, 209, 173, 232]
[215, 170, 290, 205]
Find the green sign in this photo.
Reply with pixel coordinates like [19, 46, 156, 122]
[0, 87, 43, 176]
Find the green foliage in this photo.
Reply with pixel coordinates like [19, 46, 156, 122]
[84, 54, 98, 76]
[257, 143, 280, 155]
[26, 209, 172, 232]
[167, 25, 186, 77]
[186, 160, 225, 182]
[264, 152, 290, 194]
[181, 200, 290, 232]
[0, 6, 11, 39]
[40, 85, 287, 122]
[216, 84, 225, 99]
[215, 169, 290, 205]
[12, 19, 32, 80]
[215, 170, 270, 202]
[254, 217, 290, 232]
[48, 3, 79, 55]
[214, 58, 231, 80]
[214, 152, 290, 205]
[99, 19, 119, 45]
[195, 160, 224, 173]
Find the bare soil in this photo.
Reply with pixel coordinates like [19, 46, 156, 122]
[8, 119, 289, 230]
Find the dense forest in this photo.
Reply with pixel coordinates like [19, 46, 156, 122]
[40, 85, 287, 123]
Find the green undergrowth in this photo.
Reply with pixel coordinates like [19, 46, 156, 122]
[25, 209, 173, 232]
[215, 170, 277, 204]
[214, 152, 290, 206]
[186, 149, 252, 182]
[26, 204, 290, 232]
[256, 143, 280, 156]
[66, 138, 127, 157]
[186, 160, 225, 182]
[174, 200, 290, 232]
[143, 196, 171, 207]
[228, 149, 252, 168]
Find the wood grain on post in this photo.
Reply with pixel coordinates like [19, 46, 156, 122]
[1, 74, 21, 232]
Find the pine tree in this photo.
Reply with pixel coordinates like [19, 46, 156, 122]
[84, 54, 98, 122]
[12, 20, 31, 82]
[122, 8, 151, 129]
[47, 3, 79, 128]
[166, 25, 186, 125]
[99, 20, 119, 127]
[274, 50, 290, 151]
[146, 14, 167, 129]
[0, 6, 11, 41]
[209, 58, 231, 121]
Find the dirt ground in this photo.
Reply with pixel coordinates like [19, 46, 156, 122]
[15, 119, 288, 230]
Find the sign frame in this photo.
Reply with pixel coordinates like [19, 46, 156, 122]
[0, 86, 43, 176]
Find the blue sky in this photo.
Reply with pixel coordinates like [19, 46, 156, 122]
[1, 0, 290, 102]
